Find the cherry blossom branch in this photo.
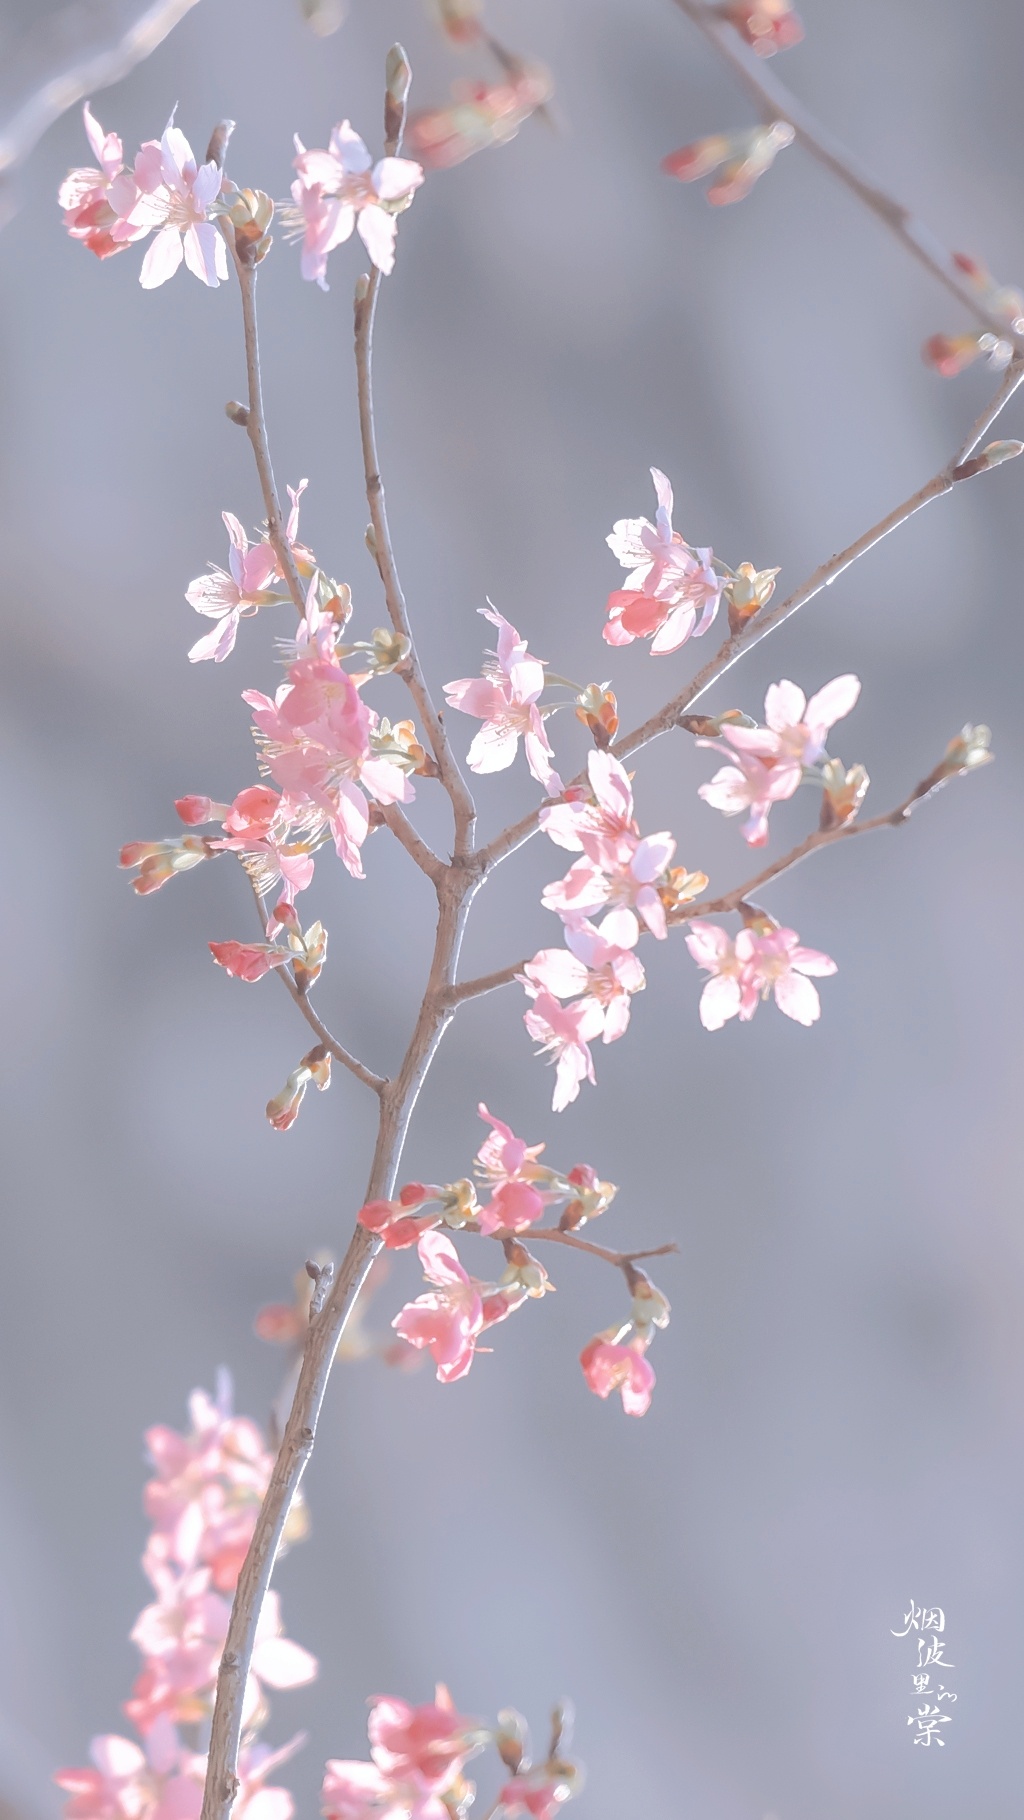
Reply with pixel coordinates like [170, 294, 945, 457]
[445, 960, 525, 1005]
[378, 801, 445, 882]
[669, 0, 1024, 354]
[0, 0, 203, 221]
[250, 881, 386, 1094]
[202, 860, 484, 1820]
[351, 67, 477, 859]
[669, 764, 968, 924]
[232, 254, 308, 614]
[479, 407, 1021, 872]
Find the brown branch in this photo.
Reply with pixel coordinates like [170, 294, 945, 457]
[249, 881, 386, 1094]
[670, 0, 1024, 354]
[379, 801, 446, 884]
[955, 354, 1024, 465]
[445, 960, 527, 1006]
[351, 67, 476, 861]
[526, 1229, 679, 1273]
[479, 406, 1020, 872]
[233, 256, 308, 614]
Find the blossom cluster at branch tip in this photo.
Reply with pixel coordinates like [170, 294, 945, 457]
[55, 1378, 313, 1820]
[356, 1105, 675, 1410]
[444, 605, 562, 791]
[287, 119, 423, 286]
[322, 1689, 583, 1820]
[923, 252, 1023, 376]
[406, 60, 552, 169]
[698, 673, 862, 847]
[686, 913, 836, 1029]
[662, 121, 794, 204]
[58, 105, 229, 286]
[719, 0, 804, 56]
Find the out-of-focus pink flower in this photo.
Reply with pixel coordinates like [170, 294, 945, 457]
[579, 1333, 656, 1417]
[698, 674, 860, 846]
[923, 329, 1015, 377]
[663, 121, 794, 205]
[57, 1725, 303, 1820]
[498, 1770, 579, 1818]
[368, 1687, 480, 1792]
[541, 752, 676, 946]
[125, 118, 228, 289]
[685, 918, 836, 1028]
[58, 104, 146, 259]
[289, 121, 423, 285]
[522, 991, 605, 1112]
[604, 468, 723, 654]
[143, 1380, 292, 1594]
[392, 1232, 484, 1382]
[245, 652, 412, 880]
[444, 606, 561, 791]
[724, 0, 804, 55]
[186, 514, 281, 663]
[321, 1760, 445, 1820]
[406, 63, 552, 170]
[429, 0, 485, 47]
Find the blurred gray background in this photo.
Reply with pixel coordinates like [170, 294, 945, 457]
[1, 0, 1023, 1815]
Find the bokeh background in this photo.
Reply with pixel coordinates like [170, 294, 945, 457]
[1, 0, 1023, 1814]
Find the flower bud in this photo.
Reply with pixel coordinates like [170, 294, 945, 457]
[438, 1178, 480, 1227]
[291, 919, 328, 988]
[664, 122, 793, 205]
[678, 708, 758, 737]
[494, 1708, 529, 1776]
[819, 757, 870, 830]
[923, 330, 1013, 377]
[266, 1045, 331, 1131]
[940, 723, 993, 777]
[575, 683, 619, 747]
[722, 0, 804, 56]
[224, 400, 249, 426]
[559, 1164, 617, 1230]
[627, 1267, 672, 1333]
[659, 864, 709, 914]
[119, 835, 209, 895]
[501, 1238, 552, 1297]
[221, 186, 274, 264]
[725, 561, 780, 632]
[385, 44, 413, 148]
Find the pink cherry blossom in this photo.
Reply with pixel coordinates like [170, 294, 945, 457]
[685, 918, 836, 1028]
[186, 514, 281, 663]
[58, 105, 147, 259]
[522, 920, 645, 1046]
[604, 468, 723, 654]
[698, 674, 860, 846]
[321, 1760, 445, 1820]
[245, 652, 412, 879]
[444, 606, 561, 792]
[474, 1104, 552, 1234]
[122, 119, 228, 289]
[290, 121, 423, 286]
[541, 752, 675, 945]
[368, 1688, 480, 1791]
[523, 991, 605, 1112]
[579, 1334, 655, 1417]
[498, 1773, 577, 1819]
[392, 1232, 485, 1382]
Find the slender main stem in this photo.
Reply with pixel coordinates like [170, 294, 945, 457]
[670, 0, 1024, 354]
[234, 257, 308, 614]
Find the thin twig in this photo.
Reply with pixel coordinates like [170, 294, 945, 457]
[233, 256, 308, 614]
[379, 802, 446, 884]
[526, 1229, 679, 1272]
[353, 267, 477, 857]
[249, 880, 386, 1094]
[670, 0, 1024, 354]
[954, 354, 1024, 465]
[445, 960, 527, 1006]
[479, 406, 1017, 872]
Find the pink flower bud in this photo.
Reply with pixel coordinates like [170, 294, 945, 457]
[209, 940, 291, 982]
[723, 0, 804, 56]
[175, 794, 216, 824]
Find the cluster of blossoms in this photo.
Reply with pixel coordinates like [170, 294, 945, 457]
[357, 1103, 670, 1415]
[60, 104, 424, 290]
[55, 1380, 314, 1820]
[323, 1691, 581, 1820]
[697, 673, 862, 847]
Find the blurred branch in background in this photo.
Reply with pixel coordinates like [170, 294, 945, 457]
[0, 0, 203, 226]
